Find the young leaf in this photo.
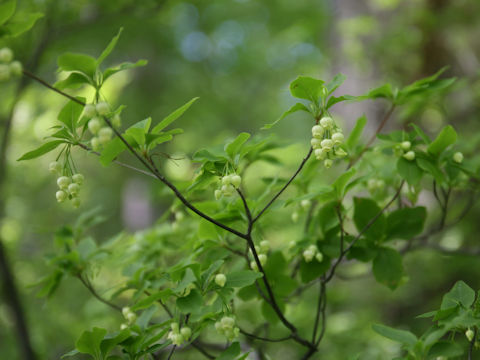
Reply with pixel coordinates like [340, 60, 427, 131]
[410, 124, 431, 144]
[333, 168, 356, 199]
[125, 118, 152, 146]
[440, 281, 475, 310]
[176, 289, 203, 314]
[372, 247, 403, 290]
[75, 327, 107, 357]
[289, 76, 325, 103]
[386, 207, 427, 240]
[225, 132, 250, 160]
[397, 157, 423, 186]
[17, 140, 64, 161]
[1, 12, 43, 37]
[151, 97, 198, 134]
[361, 83, 395, 101]
[225, 270, 263, 288]
[346, 115, 367, 151]
[372, 324, 417, 346]
[99, 138, 126, 166]
[58, 53, 97, 79]
[58, 97, 85, 131]
[97, 27, 123, 66]
[55, 72, 92, 90]
[353, 197, 386, 242]
[0, 0, 16, 26]
[427, 125, 457, 156]
[103, 60, 148, 81]
[217, 342, 241, 360]
[326, 94, 357, 109]
[326, 73, 346, 94]
[262, 102, 310, 130]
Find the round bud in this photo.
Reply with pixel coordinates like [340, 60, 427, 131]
[334, 148, 348, 158]
[221, 184, 235, 196]
[88, 117, 102, 135]
[56, 190, 67, 203]
[453, 152, 464, 164]
[83, 104, 97, 118]
[315, 148, 326, 160]
[301, 199, 311, 210]
[98, 127, 113, 144]
[303, 249, 315, 263]
[250, 260, 258, 271]
[0, 48, 13, 63]
[9, 61, 22, 76]
[311, 138, 322, 149]
[49, 161, 62, 174]
[221, 316, 235, 329]
[466, 329, 475, 342]
[403, 151, 415, 161]
[393, 145, 404, 157]
[320, 116, 334, 129]
[367, 179, 378, 192]
[122, 307, 131, 318]
[68, 183, 80, 195]
[315, 252, 324, 262]
[170, 322, 179, 333]
[57, 176, 71, 189]
[258, 254, 267, 266]
[175, 212, 184, 222]
[321, 139, 333, 151]
[400, 141, 411, 151]
[215, 273, 227, 287]
[120, 324, 128, 330]
[172, 333, 184, 346]
[291, 211, 299, 223]
[214, 189, 222, 200]
[91, 137, 101, 151]
[0, 64, 11, 82]
[112, 114, 122, 128]
[324, 159, 333, 168]
[95, 101, 110, 115]
[221, 175, 232, 185]
[311, 125, 324, 138]
[230, 174, 242, 188]
[215, 321, 223, 332]
[72, 197, 81, 208]
[180, 327, 192, 340]
[72, 173, 84, 185]
[126, 312, 136, 324]
[259, 240, 270, 253]
[332, 132, 344, 145]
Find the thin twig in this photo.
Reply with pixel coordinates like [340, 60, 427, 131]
[239, 328, 292, 343]
[77, 275, 122, 311]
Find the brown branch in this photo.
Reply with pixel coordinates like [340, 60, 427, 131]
[77, 275, 122, 311]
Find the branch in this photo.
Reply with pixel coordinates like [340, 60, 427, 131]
[252, 147, 313, 223]
[77, 274, 122, 311]
[239, 328, 292, 343]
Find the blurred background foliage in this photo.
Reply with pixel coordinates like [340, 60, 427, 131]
[1, 0, 480, 359]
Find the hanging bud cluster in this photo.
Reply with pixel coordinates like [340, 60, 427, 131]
[0, 47, 23, 82]
[393, 141, 415, 161]
[214, 173, 242, 199]
[167, 322, 192, 346]
[303, 244, 323, 263]
[121, 307, 137, 328]
[291, 199, 311, 223]
[250, 240, 269, 271]
[215, 316, 240, 341]
[49, 161, 84, 208]
[83, 102, 121, 151]
[311, 116, 347, 168]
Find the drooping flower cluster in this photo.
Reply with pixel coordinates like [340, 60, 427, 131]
[311, 116, 347, 168]
[49, 161, 84, 208]
[214, 173, 242, 199]
[120, 307, 137, 329]
[0, 47, 23, 82]
[167, 322, 192, 346]
[250, 240, 269, 271]
[393, 141, 415, 161]
[215, 316, 240, 342]
[83, 102, 120, 151]
[303, 244, 323, 263]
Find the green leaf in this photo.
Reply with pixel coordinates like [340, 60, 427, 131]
[262, 102, 310, 130]
[131, 290, 172, 311]
[326, 94, 357, 109]
[100, 330, 130, 359]
[125, 118, 151, 146]
[0, 0, 16, 26]
[440, 281, 475, 310]
[333, 168, 356, 199]
[103, 60, 148, 81]
[416, 156, 445, 183]
[225, 270, 263, 288]
[346, 115, 367, 151]
[97, 28, 123, 66]
[289, 76, 325, 103]
[361, 83, 395, 101]
[76, 327, 107, 358]
[386, 207, 427, 240]
[17, 140, 64, 161]
[1, 12, 43, 37]
[410, 124, 431, 144]
[151, 97, 198, 134]
[397, 157, 423, 186]
[216, 342, 241, 360]
[55, 72, 91, 90]
[372, 247, 403, 290]
[58, 97, 85, 131]
[176, 289, 203, 314]
[300, 257, 331, 283]
[58, 53, 97, 78]
[427, 125, 457, 156]
[427, 341, 464, 359]
[99, 138, 126, 166]
[225, 132, 250, 160]
[353, 197, 386, 242]
[372, 324, 417, 347]
[326, 73, 346, 94]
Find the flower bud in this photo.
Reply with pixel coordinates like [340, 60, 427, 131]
[230, 174, 241, 188]
[258, 254, 267, 266]
[332, 132, 344, 145]
[175, 211, 184, 222]
[315, 252, 324, 262]
[0, 48, 14, 63]
[311, 125, 324, 138]
[321, 139, 333, 151]
[403, 151, 415, 161]
[0, 64, 11, 82]
[221, 184, 235, 196]
[122, 307, 132, 318]
[98, 127, 113, 144]
[320, 116, 334, 129]
[83, 104, 97, 118]
[91, 137, 101, 151]
[57, 176, 71, 189]
[68, 183, 80, 195]
[56, 190, 68, 203]
[324, 159, 333, 168]
[172, 333, 184, 346]
[222, 175, 232, 185]
[400, 141, 411, 151]
[303, 249, 315, 262]
[315, 148, 326, 160]
[311, 138, 322, 149]
[453, 152, 464, 164]
[250, 260, 258, 271]
[259, 240, 270, 253]
[215, 273, 227, 287]
[72, 197, 81, 208]
[9, 61, 22, 76]
[221, 316, 235, 329]
[291, 211, 299, 223]
[72, 173, 84, 185]
[300, 199, 311, 210]
[214, 189, 222, 200]
[180, 327, 192, 340]
[49, 161, 61, 174]
[126, 312, 136, 324]
[120, 324, 128, 330]
[215, 321, 223, 333]
[334, 148, 348, 158]
[466, 329, 475, 342]
[96, 102, 110, 115]
[112, 114, 122, 128]
[88, 117, 102, 135]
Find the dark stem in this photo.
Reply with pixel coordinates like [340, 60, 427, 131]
[77, 274, 122, 311]
[239, 328, 292, 343]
